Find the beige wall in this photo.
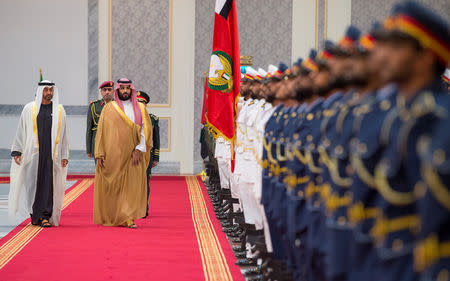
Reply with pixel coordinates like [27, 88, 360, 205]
[98, 0, 196, 173]
[0, 0, 88, 106]
[96, 0, 355, 174]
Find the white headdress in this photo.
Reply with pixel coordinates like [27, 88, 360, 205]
[35, 80, 60, 116]
[34, 80, 61, 158]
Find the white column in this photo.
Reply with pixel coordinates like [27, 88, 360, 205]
[171, 0, 196, 174]
[326, 0, 352, 42]
[291, 0, 317, 61]
[98, 0, 110, 83]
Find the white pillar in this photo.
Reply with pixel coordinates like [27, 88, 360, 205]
[98, 0, 110, 83]
[292, 0, 317, 61]
[171, 0, 196, 174]
[326, 0, 352, 42]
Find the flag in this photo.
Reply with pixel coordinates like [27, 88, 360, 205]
[206, 0, 240, 140]
[39, 68, 43, 82]
[200, 73, 208, 124]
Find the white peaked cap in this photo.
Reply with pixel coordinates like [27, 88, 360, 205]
[245, 66, 259, 77]
[443, 68, 450, 82]
[258, 68, 268, 77]
[267, 64, 278, 75]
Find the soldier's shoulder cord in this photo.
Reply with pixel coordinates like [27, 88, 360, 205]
[90, 100, 101, 126]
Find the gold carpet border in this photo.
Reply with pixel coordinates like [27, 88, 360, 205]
[196, 178, 233, 278]
[186, 176, 233, 281]
[0, 179, 93, 270]
[192, 176, 233, 278]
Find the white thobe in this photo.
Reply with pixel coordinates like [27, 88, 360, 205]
[9, 101, 69, 226]
[122, 100, 146, 152]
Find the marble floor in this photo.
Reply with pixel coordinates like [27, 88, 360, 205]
[0, 180, 77, 239]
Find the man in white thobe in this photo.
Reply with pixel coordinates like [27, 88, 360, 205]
[9, 80, 69, 227]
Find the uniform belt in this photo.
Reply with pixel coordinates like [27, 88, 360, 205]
[260, 159, 269, 169]
[284, 174, 309, 191]
[269, 163, 287, 177]
[347, 202, 381, 225]
[370, 214, 419, 242]
[305, 182, 320, 199]
[414, 234, 450, 272]
[319, 183, 331, 201]
[326, 192, 352, 214]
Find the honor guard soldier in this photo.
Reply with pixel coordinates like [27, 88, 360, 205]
[366, 2, 450, 281]
[261, 62, 295, 279]
[136, 91, 160, 218]
[86, 81, 114, 158]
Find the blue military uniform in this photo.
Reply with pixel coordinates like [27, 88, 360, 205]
[347, 84, 398, 281]
[415, 103, 450, 281]
[365, 2, 450, 281]
[271, 105, 301, 270]
[314, 26, 361, 281]
[261, 103, 286, 260]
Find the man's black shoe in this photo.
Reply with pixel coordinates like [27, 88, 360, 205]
[234, 251, 246, 258]
[231, 237, 242, 243]
[235, 258, 256, 266]
[228, 229, 244, 238]
[220, 221, 232, 227]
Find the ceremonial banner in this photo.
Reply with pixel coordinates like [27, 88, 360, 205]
[206, 0, 240, 140]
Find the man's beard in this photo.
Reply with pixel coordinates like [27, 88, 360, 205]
[241, 89, 251, 97]
[348, 76, 368, 88]
[315, 84, 332, 97]
[345, 72, 368, 88]
[265, 89, 276, 103]
[118, 91, 131, 101]
[43, 94, 53, 101]
[295, 87, 313, 102]
[266, 95, 275, 103]
[328, 76, 348, 90]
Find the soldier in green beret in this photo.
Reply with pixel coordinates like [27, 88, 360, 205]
[86, 81, 114, 159]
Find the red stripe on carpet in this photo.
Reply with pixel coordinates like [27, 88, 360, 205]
[0, 177, 10, 183]
[0, 176, 244, 280]
[66, 174, 95, 180]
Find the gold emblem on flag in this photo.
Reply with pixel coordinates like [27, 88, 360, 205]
[208, 50, 234, 93]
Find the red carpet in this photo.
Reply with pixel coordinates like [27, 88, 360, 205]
[0, 176, 244, 281]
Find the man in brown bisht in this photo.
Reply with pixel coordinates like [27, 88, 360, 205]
[93, 78, 152, 228]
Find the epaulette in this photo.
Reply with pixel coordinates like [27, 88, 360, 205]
[150, 114, 159, 120]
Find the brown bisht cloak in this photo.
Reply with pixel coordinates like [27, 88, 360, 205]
[93, 101, 152, 226]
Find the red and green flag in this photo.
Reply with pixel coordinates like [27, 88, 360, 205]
[206, 0, 240, 141]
